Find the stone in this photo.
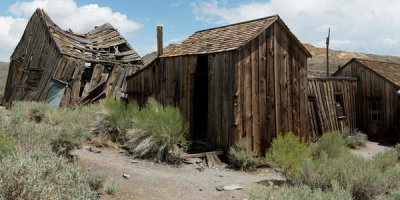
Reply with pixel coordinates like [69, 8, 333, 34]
[257, 179, 286, 187]
[216, 185, 243, 191]
[86, 146, 101, 153]
[123, 173, 130, 179]
[130, 160, 139, 163]
[219, 174, 223, 177]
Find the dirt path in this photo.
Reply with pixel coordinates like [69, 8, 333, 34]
[351, 141, 392, 159]
[72, 147, 282, 200]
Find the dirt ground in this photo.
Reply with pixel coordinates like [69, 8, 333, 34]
[72, 147, 283, 200]
[350, 141, 392, 159]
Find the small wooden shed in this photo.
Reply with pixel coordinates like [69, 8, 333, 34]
[333, 58, 400, 141]
[126, 15, 311, 154]
[308, 77, 358, 140]
[3, 9, 142, 107]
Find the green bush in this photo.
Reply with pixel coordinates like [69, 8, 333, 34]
[312, 131, 349, 158]
[342, 128, 368, 149]
[266, 132, 310, 177]
[127, 98, 190, 163]
[104, 98, 138, 142]
[87, 172, 107, 191]
[0, 135, 17, 160]
[0, 148, 97, 199]
[228, 138, 259, 171]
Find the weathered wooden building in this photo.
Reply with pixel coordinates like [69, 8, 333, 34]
[3, 9, 142, 107]
[333, 58, 400, 141]
[126, 15, 311, 154]
[308, 77, 358, 140]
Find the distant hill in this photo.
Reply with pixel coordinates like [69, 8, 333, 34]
[0, 62, 9, 87]
[305, 44, 400, 73]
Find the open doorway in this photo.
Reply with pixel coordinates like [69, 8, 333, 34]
[193, 56, 208, 144]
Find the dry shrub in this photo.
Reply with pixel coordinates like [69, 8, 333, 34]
[87, 172, 107, 191]
[127, 98, 190, 164]
[228, 138, 259, 171]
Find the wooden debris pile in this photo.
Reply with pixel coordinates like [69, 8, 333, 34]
[183, 151, 224, 168]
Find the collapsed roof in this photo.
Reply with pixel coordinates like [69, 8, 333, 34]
[41, 10, 142, 65]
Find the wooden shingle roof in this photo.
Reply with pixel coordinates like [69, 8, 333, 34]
[162, 15, 311, 57]
[355, 58, 400, 87]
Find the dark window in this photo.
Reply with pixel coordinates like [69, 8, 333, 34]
[368, 100, 380, 121]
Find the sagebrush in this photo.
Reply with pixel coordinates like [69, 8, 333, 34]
[0, 148, 97, 199]
[295, 151, 400, 200]
[228, 138, 259, 171]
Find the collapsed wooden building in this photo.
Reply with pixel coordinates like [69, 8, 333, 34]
[126, 15, 311, 154]
[333, 58, 400, 141]
[308, 77, 358, 140]
[2, 9, 142, 107]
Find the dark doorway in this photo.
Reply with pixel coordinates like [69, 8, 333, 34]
[193, 56, 208, 142]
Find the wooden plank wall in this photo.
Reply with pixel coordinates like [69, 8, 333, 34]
[307, 79, 357, 140]
[127, 53, 235, 150]
[233, 22, 308, 154]
[334, 61, 400, 140]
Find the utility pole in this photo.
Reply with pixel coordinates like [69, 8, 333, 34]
[326, 28, 330, 77]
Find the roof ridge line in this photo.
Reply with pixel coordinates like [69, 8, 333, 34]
[195, 14, 279, 33]
[355, 58, 400, 66]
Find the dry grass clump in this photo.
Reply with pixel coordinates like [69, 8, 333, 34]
[127, 98, 190, 164]
[228, 138, 259, 171]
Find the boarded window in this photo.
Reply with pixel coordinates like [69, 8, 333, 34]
[46, 79, 66, 107]
[335, 93, 345, 119]
[368, 100, 380, 121]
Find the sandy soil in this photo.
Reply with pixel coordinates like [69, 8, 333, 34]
[72, 147, 282, 200]
[351, 141, 393, 159]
